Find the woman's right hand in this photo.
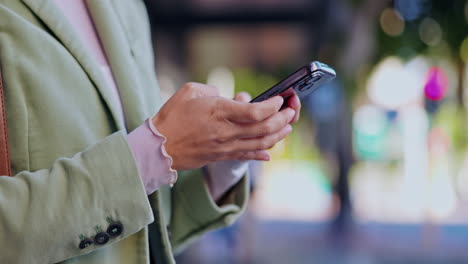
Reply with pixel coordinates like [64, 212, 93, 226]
[152, 82, 295, 171]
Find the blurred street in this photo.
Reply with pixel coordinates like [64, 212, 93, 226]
[177, 219, 468, 264]
[144, 0, 468, 262]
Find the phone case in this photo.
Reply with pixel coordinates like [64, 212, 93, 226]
[250, 61, 336, 103]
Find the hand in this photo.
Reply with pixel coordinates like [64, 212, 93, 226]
[235, 90, 301, 124]
[152, 83, 296, 170]
[231, 91, 301, 158]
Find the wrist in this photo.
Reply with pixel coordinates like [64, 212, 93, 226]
[146, 119, 178, 173]
[127, 120, 178, 195]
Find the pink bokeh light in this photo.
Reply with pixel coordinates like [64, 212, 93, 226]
[424, 67, 448, 101]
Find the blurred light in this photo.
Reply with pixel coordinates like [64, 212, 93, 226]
[428, 168, 457, 219]
[456, 153, 468, 201]
[379, 8, 405, 37]
[399, 105, 429, 220]
[405, 55, 431, 89]
[306, 80, 341, 122]
[424, 67, 448, 101]
[367, 56, 425, 110]
[395, 0, 430, 21]
[386, 110, 398, 121]
[253, 161, 333, 221]
[354, 105, 387, 135]
[427, 128, 457, 220]
[367, 57, 404, 109]
[353, 104, 388, 160]
[427, 128, 449, 160]
[465, 65, 468, 111]
[460, 37, 468, 63]
[419, 17, 442, 46]
[436, 59, 459, 100]
[207, 66, 235, 98]
[385, 122, 403, 160]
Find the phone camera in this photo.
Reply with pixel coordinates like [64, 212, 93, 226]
[298, 82, 312, 91]
[297, 73, 322, 92]
[309, 74, 322, 82]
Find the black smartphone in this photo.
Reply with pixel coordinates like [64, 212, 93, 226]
[250, 61, 336, 104]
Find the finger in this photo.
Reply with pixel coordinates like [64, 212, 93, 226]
[234, 124, 292, 151]
[286, 93, 301, 123]
[232, 108, 295, 139]
[220, 150, 271, 161]
[233, 92, 252, 103]
[222, 96, 284, 123]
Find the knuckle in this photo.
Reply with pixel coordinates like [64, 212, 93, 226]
[210, 100, 221, 119]
[261, 122, 275, 135]
[214, 98, 225, 111]
[213, 132, 229, 144]
[249, 108, 263, 121]
[207, 85, 220, 95]
[220, 144, 235, 154]
[257, 140, 270, 150]
[181, 83, 200, 96]
[183, 82, 196, 90]
[217, 136, 230, 144]
[213, 131, 234, 147]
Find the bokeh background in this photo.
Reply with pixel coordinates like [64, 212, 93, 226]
[143, 0, 468, 263]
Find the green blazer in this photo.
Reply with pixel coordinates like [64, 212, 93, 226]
[0, 0, 249, 263]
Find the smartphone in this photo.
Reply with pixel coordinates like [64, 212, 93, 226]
[250, 61, 336, 104]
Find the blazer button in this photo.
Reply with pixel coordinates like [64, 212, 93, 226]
[79, 238, 93, 249]
[107, 222, 124, 237]
[94, 232, 110, 245]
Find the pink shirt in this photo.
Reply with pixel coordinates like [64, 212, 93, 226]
[53, 0, 247, 199]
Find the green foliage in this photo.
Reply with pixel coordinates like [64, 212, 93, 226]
[432, 104, 468, 154]
[232, 69, 279, 97]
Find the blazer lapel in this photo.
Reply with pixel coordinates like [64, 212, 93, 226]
[85, 0, 147, 132]
[20, 0, 126, 131]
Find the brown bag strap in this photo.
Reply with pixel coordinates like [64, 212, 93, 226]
[0, 67, 12, 176]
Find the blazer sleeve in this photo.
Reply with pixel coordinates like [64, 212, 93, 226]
[169, 168, 250, 254]
[0, 131, 154, 263]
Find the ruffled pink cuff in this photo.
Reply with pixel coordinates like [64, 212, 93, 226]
[127, 119, 178, 195]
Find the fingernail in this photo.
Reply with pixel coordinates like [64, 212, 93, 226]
[286, 124, 293, 133]
[275, 96, 284, 106]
